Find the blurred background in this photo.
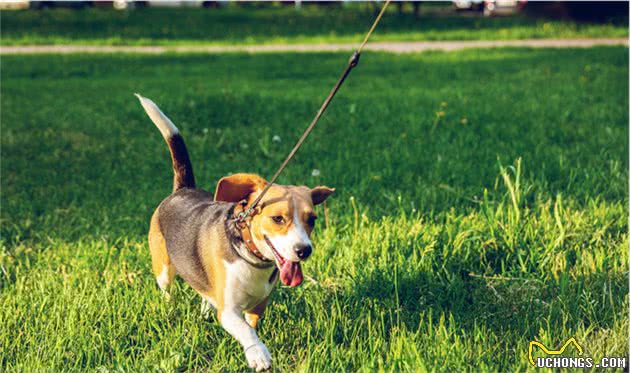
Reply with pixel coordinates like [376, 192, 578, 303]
[1, 1, 627, 47]
[3, 0, 629, 19]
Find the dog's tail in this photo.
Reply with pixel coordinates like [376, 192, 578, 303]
[135, 94, 196, 192]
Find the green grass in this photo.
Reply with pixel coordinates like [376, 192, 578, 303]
[1, 6, 627, 46]
[1, 47, 628, 371]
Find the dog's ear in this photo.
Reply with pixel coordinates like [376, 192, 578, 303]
[215, 173, 267, 203]
[311, 186, 335, 205]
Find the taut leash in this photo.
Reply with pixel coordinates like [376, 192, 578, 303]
[235, 0, 391, 224]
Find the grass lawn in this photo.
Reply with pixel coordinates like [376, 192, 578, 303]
[1, 6, 628, 46]
[1, 47, 628, 371]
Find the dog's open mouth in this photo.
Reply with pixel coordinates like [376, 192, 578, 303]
[264, 236, 303, 287]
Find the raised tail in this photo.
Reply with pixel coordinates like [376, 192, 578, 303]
[135, 94, 196, 192]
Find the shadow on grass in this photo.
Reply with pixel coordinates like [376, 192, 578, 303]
[346, 265, 625, 342]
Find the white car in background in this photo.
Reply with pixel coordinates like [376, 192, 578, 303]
[453, 0, 527, 16]
[483, 0, 527, 16]
[453, 0, 484, 12]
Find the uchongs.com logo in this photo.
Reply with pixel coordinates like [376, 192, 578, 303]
[528, 337, 627, 369]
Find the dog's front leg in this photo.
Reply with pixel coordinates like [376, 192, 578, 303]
[220, 307, 272, 371]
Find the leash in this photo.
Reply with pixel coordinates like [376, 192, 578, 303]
[235, 0, 391, 224]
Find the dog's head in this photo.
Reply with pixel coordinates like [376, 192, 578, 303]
[215, 173, 334, 287]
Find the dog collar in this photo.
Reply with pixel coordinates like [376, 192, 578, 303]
[232, 201, 274, 267]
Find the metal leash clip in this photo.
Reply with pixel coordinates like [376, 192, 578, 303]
[234, 211, 248, 225]
[233, 200, 250, 226]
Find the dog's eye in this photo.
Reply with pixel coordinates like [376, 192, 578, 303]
[307, 216, 317, 227]
[271, 216, 285, 225]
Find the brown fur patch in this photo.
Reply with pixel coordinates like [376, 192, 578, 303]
[196, 221, 232, 317]
[249, 185, 317, 241]
[214, 173, 267, 203]
[149, 210, 175, 284]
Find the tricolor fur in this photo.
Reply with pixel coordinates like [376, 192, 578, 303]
[137, 94, 334, 371]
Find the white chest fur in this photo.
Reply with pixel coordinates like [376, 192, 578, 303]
[223, 260, 276, 311]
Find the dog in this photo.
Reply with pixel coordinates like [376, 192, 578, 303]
[136, 94, 334, 371]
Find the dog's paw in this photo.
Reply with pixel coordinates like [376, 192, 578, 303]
[244, 342, 272, 372]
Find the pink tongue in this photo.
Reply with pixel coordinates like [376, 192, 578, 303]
[279, 261, 303, 287]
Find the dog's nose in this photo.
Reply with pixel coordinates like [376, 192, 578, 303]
[294, 243, 312, 259]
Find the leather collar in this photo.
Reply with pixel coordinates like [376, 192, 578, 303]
[232, 201, 274, 267]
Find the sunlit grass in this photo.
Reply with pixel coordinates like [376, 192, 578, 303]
[1, 47, 628, 371]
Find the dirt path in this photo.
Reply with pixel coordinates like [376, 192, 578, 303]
[1, 38, 627, 55]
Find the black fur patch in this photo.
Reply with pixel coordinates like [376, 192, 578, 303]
[168, 134, 196, 192]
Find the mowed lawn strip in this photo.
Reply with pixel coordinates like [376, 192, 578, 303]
[1, 47, 628, 371]
[1, 6, 628, 46]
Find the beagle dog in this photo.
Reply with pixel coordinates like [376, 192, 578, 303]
[136, 94, 334, 371]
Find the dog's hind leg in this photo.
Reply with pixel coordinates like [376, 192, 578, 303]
[149, 210, 175, 299]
